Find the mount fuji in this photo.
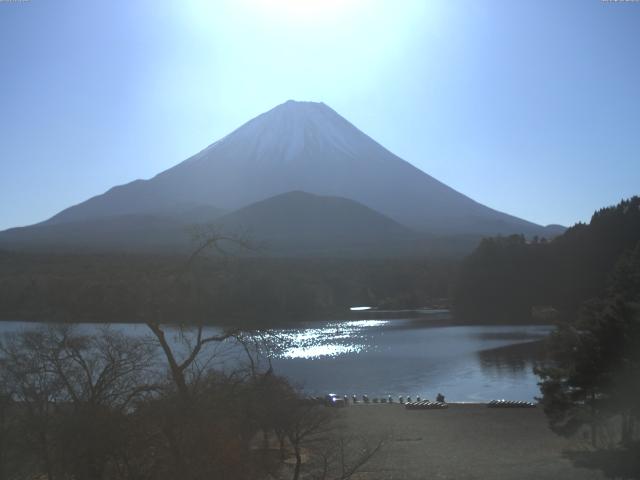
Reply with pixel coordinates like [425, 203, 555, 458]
[0, 100, 563, 254]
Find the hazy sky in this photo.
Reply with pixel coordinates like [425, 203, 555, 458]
[1, 0, 638, 230]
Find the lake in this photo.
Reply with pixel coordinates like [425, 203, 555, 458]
[0, 319, 552, 402]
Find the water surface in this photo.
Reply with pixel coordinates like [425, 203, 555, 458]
[0, 319, 551, 402]
[267, 319, 551, 401]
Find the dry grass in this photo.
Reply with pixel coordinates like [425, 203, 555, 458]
[338, 403, 606, 480]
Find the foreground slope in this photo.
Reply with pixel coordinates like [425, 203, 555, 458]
[343, 404, 605, 480]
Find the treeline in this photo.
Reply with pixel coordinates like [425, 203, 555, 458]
[0, 251, 457, 326]
[0, 324, 382, 480]
[453, 196, 640, 472]
[535, 242, 640, 446]
[533, 224, 640, 476]
[454, 196, 640, 323]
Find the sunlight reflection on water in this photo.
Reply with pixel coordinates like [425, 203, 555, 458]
[276, 320, 388, 359]
[284, 344, 361, 359]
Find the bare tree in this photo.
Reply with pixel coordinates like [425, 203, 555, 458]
[0, 329, 64, 480]
[145, 322, 238, 400]
[268, 395, 385, 480]
[311, 434, 385, 480]
[0, 325, 157, 480]
[0, 367, 17, 480]
[286, 402, 335, 480]
[146, 227, 261, 400]
[185, 224, 259, 270]
[37, 326, 157, 409]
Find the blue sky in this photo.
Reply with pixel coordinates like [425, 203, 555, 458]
[0, 0, 638, 230]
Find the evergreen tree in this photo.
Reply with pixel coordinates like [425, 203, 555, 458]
[535, 242, 640, 447]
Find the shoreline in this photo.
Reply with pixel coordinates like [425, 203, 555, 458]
[0, 313, 554, 329]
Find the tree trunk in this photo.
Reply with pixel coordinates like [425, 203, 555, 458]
[278, 434, 286, 462]
[0, 401, 6, 480]
[163, 424, 189, 480]
[39, 429, 55, 480]
[292, 444, 302, 480]
[146, 323, 189, 400]
[621, 411, 633, 446]
[589, 393, 598, 449]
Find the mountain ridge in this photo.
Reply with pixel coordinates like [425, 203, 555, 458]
[4, 100, 564, 254]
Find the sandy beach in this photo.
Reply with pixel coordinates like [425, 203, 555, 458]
[338, 403, 606, 480]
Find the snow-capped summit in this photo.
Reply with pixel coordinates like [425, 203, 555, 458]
[193, 100, 376, 165]
[39, 100, 551, 237]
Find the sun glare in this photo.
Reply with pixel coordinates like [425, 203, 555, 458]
[240, 0, 365, 23]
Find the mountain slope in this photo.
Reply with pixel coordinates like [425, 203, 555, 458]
[0, 192, 421, 256]
[0, 214, 188, 252]
[41, 100, 558, 237]
[0, 203, 226, 253]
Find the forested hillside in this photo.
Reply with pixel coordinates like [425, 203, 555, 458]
[0, 251, 455, 325]
[454, 196, 640, 323]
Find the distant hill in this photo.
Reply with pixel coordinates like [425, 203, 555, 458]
[213, 191, 419, 256]
[541, 224, 566, 238]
